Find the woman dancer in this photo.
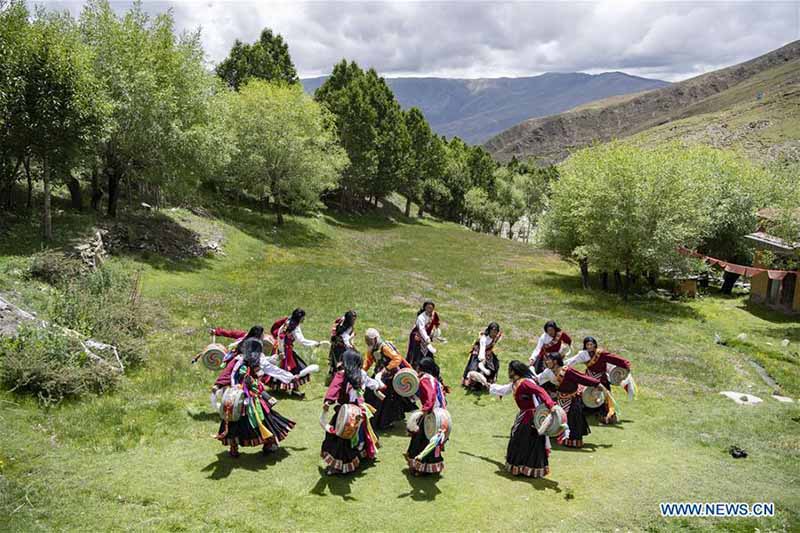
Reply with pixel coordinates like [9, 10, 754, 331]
[537, 353, 607, 448]
[406, 301, 441, 368]
[530, 320, 572, 374]
[328, 310, 357, 377]
[363, 327, 414, 429]
[566, 336, 633, 424]
[209, 325, 266, 363]
[215, 339, 296, 457]
[490, 361, 557, 478]
[406, 357, 449, 475]
[269, 309, 325, 397]
[321, 349, 384, 475]
[462, 322, 502, 391]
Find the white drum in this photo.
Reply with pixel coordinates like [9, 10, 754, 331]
[423, 407, 452, 440]
[219, 385, 245, 422]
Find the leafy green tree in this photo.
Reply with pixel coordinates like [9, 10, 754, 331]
[402, 107, 429, 215]
[364, 69, 409, 205]
[493, 167, 526, 237]
[11, 9, 103, 239]
[540, 142, 718, 296]
[315, 60, 378, 210]
[216, 28, 298, 89]
[80, 0, 224, 216]
[225, 80, 347, 225]
[464, 186, 501, 234]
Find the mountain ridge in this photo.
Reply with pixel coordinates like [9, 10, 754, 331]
[301, 72, 669, 144]
[484, 40, 800, 163]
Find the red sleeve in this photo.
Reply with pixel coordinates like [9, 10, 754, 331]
[213, 327, 247, 339]
[600, 351, 631, 369]
[520, 379, 555, 408]
[418, 377, 436, 412]
[324, 372, 344, 403]
[561, 332, 572, 346]
[566, 367, 600, 387]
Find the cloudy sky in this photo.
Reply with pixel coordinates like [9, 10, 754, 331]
[35, 1, 800, 81]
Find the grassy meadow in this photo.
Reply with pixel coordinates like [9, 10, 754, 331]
[1, 202, 799, 532]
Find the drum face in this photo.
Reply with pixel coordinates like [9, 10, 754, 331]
[203, 343, 228, 370]
[533, 404, 566, 437]
[582, 385, 605, 408]
[392, 368, 420, 397]
[608, 366, 630, 386]
[423, 408, 452, 440]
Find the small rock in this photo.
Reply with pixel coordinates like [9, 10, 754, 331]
[736, 333, 748, 341]
[720, 391, 763, 405]
[771, 394, 794, 403]
[781, 339, 790, 347]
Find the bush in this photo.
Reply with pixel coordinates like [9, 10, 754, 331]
[26, 251, 86, 286]
[0, 325, 120, 405]
[48, 264, 150, 367]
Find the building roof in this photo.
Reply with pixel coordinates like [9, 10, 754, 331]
[745, 231, 799, 253]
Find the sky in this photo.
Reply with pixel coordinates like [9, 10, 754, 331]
[33, 1, 800, 82]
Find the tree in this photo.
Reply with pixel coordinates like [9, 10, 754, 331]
[216, 28, 298, 89]
[9, 8, 103, 239]
[539, 142, 718, 297]
[402, 107, 429, 215]
[80, 0, 225, 216]
[225, 80, 347, 225]
[315, 60, 378, 210]
[493, 167, 526, 237]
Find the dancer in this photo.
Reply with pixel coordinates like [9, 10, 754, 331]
[407, 301, 441, 368]
[321, 349, 384, 475]
[215, 339, 296, 457]
[406, 357, 449, 475]
[363, 328, 414, 429]
[566, 336, 633, 424]
[269, 309, 325, 397]
[462, 322, 502, 391]
[490, 361, 557, 478]
[530, 320, 572, 374]
[328, 310, 357, 377]
[536, 353, 607, 448]
[209, 325, 267, 363]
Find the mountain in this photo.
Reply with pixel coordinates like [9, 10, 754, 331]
[484, 40, 800, 164]
[301, 72, 669, 144]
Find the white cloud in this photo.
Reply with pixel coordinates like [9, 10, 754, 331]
[33, 0, 800, 81]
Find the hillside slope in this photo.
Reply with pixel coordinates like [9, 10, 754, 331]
[485, 40, 800, 163]
[1, 205, 798, 531]
[302, 72, 668, 144]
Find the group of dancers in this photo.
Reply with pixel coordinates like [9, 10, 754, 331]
[202, 302, 636, 479]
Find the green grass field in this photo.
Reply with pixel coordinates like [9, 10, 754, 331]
[1, 204, 799, 532]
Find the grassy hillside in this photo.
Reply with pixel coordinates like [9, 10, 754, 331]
[1, 206, 799, 532]
[485, 40, 800, 164]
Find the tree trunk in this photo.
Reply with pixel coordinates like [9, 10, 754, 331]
[42, 158, 52, 241]
[579, 258, 590, 289]
[601, 271, 609, 291]
[275, 202, 284, 226]
[622, 268, 631, 300]
[404, 196, 411, 217]
[107, 168, 120, 218]
[90, 166, 102, 211]
[24, 156, 32, 209]
[721, 271, 740, 294]
[614, 270, 623, 294]
[418, 205, 425, 218]
[647, 271, 658, 289]
[67, 176, 83, 211]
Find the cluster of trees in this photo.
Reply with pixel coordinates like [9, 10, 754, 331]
[3, 0, 545, 237]
[538, 142, 786, 296]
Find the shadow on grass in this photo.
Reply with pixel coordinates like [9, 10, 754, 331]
[187, 410, 219, 422]
[529, 271, 702, 321]
[737, 300, 800, 324]
[309, 460, 378, 501]
[459, 451, 561, 492]
[397, 468, 442, 501]
[202, 446, 299, 479]
[208, 206, 332, 250]
[553, 442, 614, 452]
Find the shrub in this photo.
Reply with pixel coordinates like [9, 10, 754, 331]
[49, 264, 150, 367]
[26, 251, 85, 286]
[0, 325, 120, 405]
